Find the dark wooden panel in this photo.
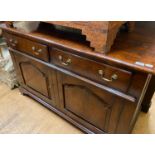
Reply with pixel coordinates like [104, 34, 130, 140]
[141, 75, 155, 112]
[115, 100, 137, 133]
[57, 72, 137, 133]
[11, 51, 58, 107]
[51, 48, 132, 93]
[20, 62, 49, 97]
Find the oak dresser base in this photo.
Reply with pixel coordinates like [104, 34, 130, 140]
[19, 86, 97, 134]
[1, 21, 155, 134]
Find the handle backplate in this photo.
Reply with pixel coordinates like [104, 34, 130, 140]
[58, 55, 71, 66]
[98, 69, 118, 82]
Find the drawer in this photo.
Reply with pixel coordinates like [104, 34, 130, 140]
[3, 32, 49, 62]
[51, 48, 132, 92]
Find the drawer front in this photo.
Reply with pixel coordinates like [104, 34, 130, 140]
[51, 48, 132, 92]
[3, 32, 49, 62]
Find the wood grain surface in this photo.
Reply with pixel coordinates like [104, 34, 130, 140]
[0, 82, 154, 134]
[1, 21, 155, 74]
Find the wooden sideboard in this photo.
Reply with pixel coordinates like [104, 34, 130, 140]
[1, 21, 155, 133]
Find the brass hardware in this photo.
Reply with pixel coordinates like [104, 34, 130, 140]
[98, 69, 118, 82]
[11, 43, 16, 47]
[32, 47, 42, 55]
[14, 40, 18, 44]
[34, 52, 40, 56]
[38, 49, 42, 53]
[9, 39, 18, 46]
[98, 69, 104, 75]
[9, 39, 13, 42]
[32, 46, 36, 51]
[9, 39, 18, 47]
[58, 55, 71, 66]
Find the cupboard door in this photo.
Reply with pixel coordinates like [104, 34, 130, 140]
[57, 72, 136, 133]
[11, 51, 58, 107]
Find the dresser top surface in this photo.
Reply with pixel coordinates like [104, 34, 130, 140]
[108, 21, 155, 74]
[1, 21, 155, 74]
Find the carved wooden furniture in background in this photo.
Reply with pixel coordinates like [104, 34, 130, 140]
[38, 21, 134, 53]
[1, 21, 155, 133]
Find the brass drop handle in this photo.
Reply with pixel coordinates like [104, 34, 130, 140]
[14, 40, 18, 44]
[9, 39, 14, 43]
[11, 43, 16, 47]
[37, 49, 42, 53]
[32, 46, 36, 51]
[32, 46, 42, 55]
[58, 55, 71, 66]
[34, 52, 40, 55]
[12, 40, 18, 47]
[98, 70, 118, 82]
[9, 39, 18, 47]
